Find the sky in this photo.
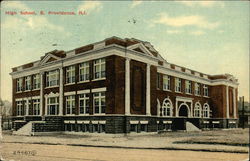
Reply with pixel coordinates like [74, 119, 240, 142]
[1, 1, 249, 102]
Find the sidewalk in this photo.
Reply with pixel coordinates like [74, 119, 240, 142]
[1, 129, 249, 154]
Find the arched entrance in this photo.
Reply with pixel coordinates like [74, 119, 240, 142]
[179, 104, 189, 117]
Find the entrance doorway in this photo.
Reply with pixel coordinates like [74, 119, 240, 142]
[179, 105, 189, 117]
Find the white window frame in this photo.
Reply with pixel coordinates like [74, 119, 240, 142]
[66, 95, 75, 115]
[203, 103, 210, 118]
[194, 102, 201, 117]
[185, 80, 192, 94]
[46, 70, 59, 87]
[47, 97, 59, 115]
[79, 93, 90, 115]
[162, 100, 173, 117]
[93, 92, 106, 114]
[163, 75, 171, 91]
[33, 74, 40, 90]
[94, 58, 106, 80]
[195, 83, 201, 96]
[24, 76, 31, 91]
[204, 85, 209, 97]
[16, 101, 23, 116]
[66, 66, 75, 84]
[79, 62, 90, 82]
[17, 78, 23, 92]
[175, 78, 181, 92]
[28, 99, 32, 115]
[33, 99, 40, 115]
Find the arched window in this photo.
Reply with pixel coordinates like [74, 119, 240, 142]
[162, 98, 173, 117]
[203, 103, 210, 118]
[194, 102, 201, 117]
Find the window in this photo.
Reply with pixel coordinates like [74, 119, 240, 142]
[16, 101, 23, 116]
[194, 102, 201, 117]
[185, 80, 192, 94]
[79, 94, 90, 114]
[157, 73, 160, 89]
[195, 83, 201, 95]
[17, 78, 23, 92]
[33, 74, 40, 90]
[94, 58, 105, 79]
[28, 100, 32, 115]
[204, 85, 209, 97]
[66, 95, 75, 115]
[79, 62, 89, 82]
[66, 66, 75, 84]
[33, 99, 40, 115]
[47, 97, 59, 115]
[203, 103, 210, 118]
[24, 76, 31, 91]
[163, 75, 171, 91]
[175, 78, 182, 92]
[93, 92, 106, 114]
[162, 99, 173, 117]
[46, 70, 59, 87]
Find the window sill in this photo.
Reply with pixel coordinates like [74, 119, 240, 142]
[185, 93, 193, 95]
[175, 91, 182, 94]
[203, 96, 210, 98]
[195, 94, 201, 97]
[163, 89, 171, 92]
[24, 90, 31, 92]
[65, 83, 75, 86]
[79, 114, 90, 116]
[45, 85, 59, 89]
[16, 91, 22, 93]
[32, 88, 40, 91]
[93, 113, 105, 116]
[77, 80, 90, 84]
[92, 78, 106, 82]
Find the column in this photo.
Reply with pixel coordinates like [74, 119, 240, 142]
[45, 95, 48, 115]
[175, 100, 178, 117]
[233, 88, 237, 118]
[146, 64, 151, 116]
[226, 86, 229, 118]
[40, 72, 44, 116]
[25, 98, 29, 116]
[59, 67, 63, 115]
[190, 101, 193, 117]
[125, 58, 130, 115]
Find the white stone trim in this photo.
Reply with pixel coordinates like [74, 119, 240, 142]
[125, 58, 131, 115]
[229, 121, 236, 124]
[157, 121, 160, 124]
[130, 120, 139, 124]
[91, 121, 99, 124]
[77, 89, 90, 94]
[146, 64, 151, 116]
[226, 86, 229, 118]
[99, 121, 106, 124]
[140, 121, 148, 124]
[157, 99, 161, 116]
[92, 87, 107, 93]
[15, 98, 23, 101]
[32, 96, 40, 99]
[212, 121, 220, 124]
[64, 91, 76, 96]
[64, 120, 75, 124]
[203, 121, 209, 124]
[233, 88, 237, 118]
[45, 92, 59, 97]
[77, 120, 90, 124]
[163, 121, 172, 124]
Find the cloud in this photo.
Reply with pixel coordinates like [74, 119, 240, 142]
[167, 30, 183, 34]
[153, 13, 220, 29]
[131, 0, 143, 8]
[2, 1, 30, 10]
[179, 1, 225, 8]
[78, 1, 102, 14]
[189, 30, 205, 36]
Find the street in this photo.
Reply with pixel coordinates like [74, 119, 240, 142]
[1, 143, 248, 161]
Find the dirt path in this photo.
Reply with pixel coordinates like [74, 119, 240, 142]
[1, 143, 248, 161]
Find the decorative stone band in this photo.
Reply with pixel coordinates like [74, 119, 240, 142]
[229, 121, 236, 124]
[76, 120, 90, 124]
[163, 121, 172, 124]
[212, 121, 220, 124]
[203, 121, 209, 124]
[64, 120, 75, 124]
[129, 120, 148, 124]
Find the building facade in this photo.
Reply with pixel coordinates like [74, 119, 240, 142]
[10, 37, 239, 134]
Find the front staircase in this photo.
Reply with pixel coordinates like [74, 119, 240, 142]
[186, 121, 201, 132]
[13, 121, 44, 136]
